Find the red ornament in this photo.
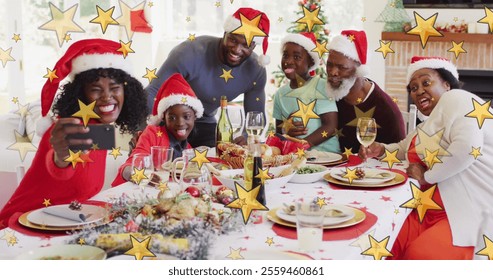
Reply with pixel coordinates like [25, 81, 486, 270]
[185, 186, 201, 197]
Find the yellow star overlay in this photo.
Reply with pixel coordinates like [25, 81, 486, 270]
[296, 6, 324, 32]
[80, 152, 94, 167]
[7, 131, 37, 161]
[478, 6, 493, 33]
[11, 97, 19, 104]
[343, 167, 358, 184]
[423, 149, 442, 170]
[43, 199, 51, 207]
[188, 33, 196, 41]
[7, 236, 18, 246]
[91, 143, 99, 150]
[312, 40, 329, 58]
[190, 148, 210, 169]
[64, 149, 84, 168]
[148, 1, 154, 8]
[356, 97, 363, 104]
[43, 68, 58, 83]
[90, 5, 118, 34]
[278, 17, 283, 23]
[321, 130, 328, 138]
[392, 97, 399, 104]
[220, 68, 234, 83]
[375, 40, 395, 59]
[12, 34, 21, 42]
[295, 148, 306, 159]
[316, 197, 326, 208]
[156, 130, 163, 137]
[476, 235, 493, 260]
[268, 131, 276, 138]
[117, 40, 135, 59]
[291, 99, 319, 127]
[465, 99, 493, 129]
[185, 16, 191, 22]
[350, 229, 376, 252]
[342, 147, 353, 158]
[400, 182, 442, 223]
[447, 41, 467, 59]
[380, 149, 401, 169]
[361, 17, 367, 22]
[470, 147, 482, 160]
[38, 3, 85, 47]
[0, 47, 15, 67]
[413, 127, 450, 159]
[361, 235, 393, 260]
[109, 147, 122, 160]
[255, 167, 272, 185]
[78, 238, 86, 245]
[124, 235, 156, 260]
[231, 13, 267, 47]
[406, 12, 442, 49]
[15, 102, 31, 118]
[71, 100, 100, 127]
[116, 0, 146, 41]
[131, 167, 148, 185]
[227, 182, 268, 224]
[226, 247, 244, 260]
[64, 34, 72, 43]
[0, 230, 17, 246]
[345, 106, 377, 127]
[142, 67, 158, 83]
[334, 128, 344, 138]
[181, 97, 188, 103]
[214, 1, 221, 8]
[265, 237, 275, 246]
[158, 182, 169, 193]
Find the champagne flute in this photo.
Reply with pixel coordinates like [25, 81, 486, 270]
[131, 153, 152, 192]
[245, 111, 265, 143]
[356, 117, 377, 167]
[228, 106, 245, 139]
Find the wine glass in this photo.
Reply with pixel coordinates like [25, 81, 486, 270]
[245, 111, 265, 143]
[131, 153, 152, 191]
[356, 117, 377, 167]
[228, 106, 245, 139]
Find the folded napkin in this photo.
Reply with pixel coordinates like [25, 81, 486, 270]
[42, 207, 87, 222]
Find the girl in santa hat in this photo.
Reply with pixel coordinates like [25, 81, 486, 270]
[272, 32, 340, 153]
[0, 39, 148, 228]
[112, 73, 204, 186]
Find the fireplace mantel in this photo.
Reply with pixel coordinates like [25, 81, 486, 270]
[381, 32, 492, 43]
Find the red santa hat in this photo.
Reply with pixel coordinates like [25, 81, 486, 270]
[223, 7, 270, 66]
[406, 56, 459, 85]
[327, 30, 369, 76]
[36, 38, 135, 136]
[147, 73, 204, 125]
[281, 32, 321, 73]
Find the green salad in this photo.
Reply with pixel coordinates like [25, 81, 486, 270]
[296, 165, 324, 174]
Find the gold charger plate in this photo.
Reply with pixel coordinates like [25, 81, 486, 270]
[323, 171, 406, 188]
[267, 207, 366, 229]
[18, 210, 110, 232]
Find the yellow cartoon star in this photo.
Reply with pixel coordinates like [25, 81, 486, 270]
[316, 197, 326, 208]
[255, 167, 272, 185]
[181, 97, 188, 103]
[265, 237, 275, 246]
[476, 235, 493, 260]
[406, 12, 443, 49]
[465, 99, 493, 129]
[347, 34, 355, 42]
[190, 148, 210, 169]
[0, 47, 15, 67]
[148, 1, 154, 8]
[131, 167, 148, 185]
[361, 235, 393, 260]
[295, 148, 306, 159]
[185, 16, 191, 22]
[64, 149, 84, 168]
[296, 6, 324, 32]
[321, 130, 328, 138]
[7, 236, 18, 246]
[64, 34, 72, 43]
[11, 97, 19, 104]
[124, 235, 156, 260]
[43, 199, 51, 207]
[291, 99, 319, 127]
[214, 1, 221, 8]
[12, 34, 21, 42]
[38, 3, 85, 47]
[334, 128, 344, 138]
[156, 130, 163, 137]
[227, 182, 268, 224]
[109, 147, 122, 160]
[413, 127, 450, 158]
[268, 131, 276, 138]
[343, 167, 358, 184]
[188, 33, 196, 41]
[381, 149, 401, 169]
[78, 238, 86, 245]
[117, 40, 135, 59]
[220, 68, 234, 83]
[478, 6, 493, 33]
[71, 100, 100, 127]
[91, 143, 99, 150]
[231, 13, 267, 47]
[278, 17, 283, 23]
[43, 68, 58, 83]
[470, 147, 482, 159]
[400, 182, 442, 222]
[15, 102, 31, 118]
[342, 147, 353, 158]
[346, 106, 377, 127]
[226, 247, 244, 260]
[423, 149, 442, 170]
[142, 68, 158, 83]
[90, 5, 118, 34]
[312, 40, 329, 58]
[447, 41, 467, 59]
[278, 116, 296, 134]
[0, 230, 16, 245]
[116, 0, 146, 41]
[375, 40, 395, 59]
[7, 131, 37, 162]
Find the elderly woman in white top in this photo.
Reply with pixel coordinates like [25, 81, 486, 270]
[359, 56, 493, 260]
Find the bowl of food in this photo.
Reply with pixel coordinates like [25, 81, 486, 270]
[214, 165, 296, 190]
[289, 164, 329, 184]
[15, 244, 107, 260]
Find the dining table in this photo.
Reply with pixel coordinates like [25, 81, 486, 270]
[0, 157, 414, 260]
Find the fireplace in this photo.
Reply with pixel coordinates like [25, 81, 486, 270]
[458, 70, 493, 101]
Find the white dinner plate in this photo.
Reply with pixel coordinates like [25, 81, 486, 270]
[305, 151, 343, 164]
[15, 244, 106, 260]
[276, 204, 355, 226]
[329, 168, 396, 185]
[27, 204, 106, 228]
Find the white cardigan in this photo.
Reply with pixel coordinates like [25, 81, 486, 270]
[385, 89, 493, 252]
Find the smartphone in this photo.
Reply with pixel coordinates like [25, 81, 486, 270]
[65, 124, 116, 151]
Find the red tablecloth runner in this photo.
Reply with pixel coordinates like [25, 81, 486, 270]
[327, 169, 409, 191]
[271, 209, 377, 241]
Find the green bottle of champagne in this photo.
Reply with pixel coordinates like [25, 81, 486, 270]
[216, 96, 233, 157]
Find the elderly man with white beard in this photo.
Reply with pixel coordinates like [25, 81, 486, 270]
[325, 30, 406, 153]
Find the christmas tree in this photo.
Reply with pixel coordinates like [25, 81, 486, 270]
[375, 0, 412, 32]
[271, 0, 330, 88]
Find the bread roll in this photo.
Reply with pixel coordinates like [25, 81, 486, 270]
[261, 144, 273, 157]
